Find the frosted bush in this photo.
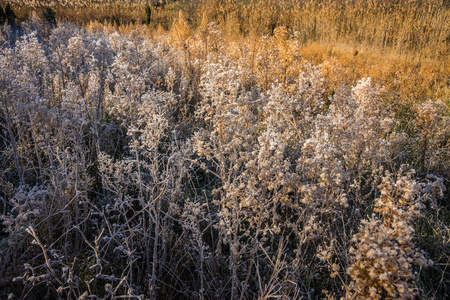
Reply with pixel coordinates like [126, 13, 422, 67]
[347, 169, 445, 299]
[413, 99, 449, 172]
[0, 20, 448, 300]
[1, 186, 48, 235]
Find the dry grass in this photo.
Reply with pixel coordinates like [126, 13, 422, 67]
[300, 42, 450, 104]
[7, 0, 450, 55]
[6, 0, 448, 105]
[0, 1, 449, 299]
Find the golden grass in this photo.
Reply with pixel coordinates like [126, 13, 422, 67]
[5, 0, 449, 105]
[8, 0, 450, 54]
[300, 42, 450, 104]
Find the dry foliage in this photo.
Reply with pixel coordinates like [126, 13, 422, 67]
[0, 2, 449, 300]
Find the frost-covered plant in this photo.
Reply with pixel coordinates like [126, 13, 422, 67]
[347, 169, 445, 299]
[1, 185, 48, 238]
[0, 19, 448, 300]
[413, 99, 449, 172]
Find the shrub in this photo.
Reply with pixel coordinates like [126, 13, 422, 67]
[145, 5, 151, 27]
[43, 7, 57, 27]
[0, 18, 448, 300]
[346, 170, 445, 299]
[0, 7, 6, 25]
[5, 3, 15, 26]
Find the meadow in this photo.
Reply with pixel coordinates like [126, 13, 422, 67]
[0, 1, 449, 299]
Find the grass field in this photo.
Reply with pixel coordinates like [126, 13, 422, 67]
[0, 1, 449, 299]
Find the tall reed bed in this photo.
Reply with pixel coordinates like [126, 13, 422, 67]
[4, 0, 449, 106]
[6, 0, 450, 58]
